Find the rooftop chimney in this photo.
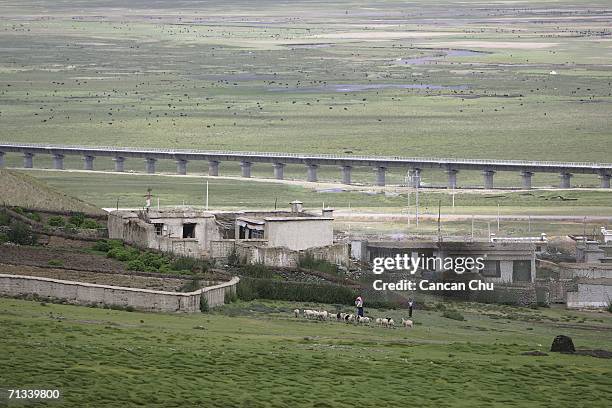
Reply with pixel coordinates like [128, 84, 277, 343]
[290, 200, 303, 213]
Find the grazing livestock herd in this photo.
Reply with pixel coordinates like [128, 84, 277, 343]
[293, 309, 413, 329]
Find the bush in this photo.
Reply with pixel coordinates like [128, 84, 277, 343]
[227, 248, 240, 266]
[608, 303, 612, 313]
[126, 259, 146, 271]
[200, 295, 209, 312]
[47, 216, 65, 227]
[442, 309, 465, 321]
[107, 247, 139, 262]
[236, 277, 356, 304]
[0, 210, 10, 226]
[171, 257, 209, 273]
[48, 259, 64, 267]
[63, 223, 78, 234]
[7, 221, 37, 245]
[298, 252, 338, 274]
[0, 233, 8, 244]
[92, 240, 111, 252]
[239, 263, 274, 279]
[26, 212, 41, 222]
[80, 218, 100, 229]
[68, 213, 85, 227]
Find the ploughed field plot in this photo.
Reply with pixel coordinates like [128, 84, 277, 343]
[0, 0, 611, 161]
[1, 298, 611, 407]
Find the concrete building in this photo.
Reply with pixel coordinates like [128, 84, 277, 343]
[566, 278, 612, 309]
[353, 240, 536, 283]
[108, 202, 347, 267]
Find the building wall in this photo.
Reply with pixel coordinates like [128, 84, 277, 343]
[0, 273, 239, 312]
[265, 219, 333, 251]
[566, 283, 612, 309]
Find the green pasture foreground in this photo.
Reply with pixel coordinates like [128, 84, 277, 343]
[1, 298, 611, 407]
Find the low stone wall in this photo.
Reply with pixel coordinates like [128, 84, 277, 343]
[0, 274, 239, 313]
[566, 283, 612, 309]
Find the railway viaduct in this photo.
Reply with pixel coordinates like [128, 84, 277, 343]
[0, 142, 611, 189]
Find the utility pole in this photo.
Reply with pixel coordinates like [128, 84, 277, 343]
[415, 174, 420, 228]
[437, 199, 442, 242]
[497, 203, 500, 232]
[471, 215, 474, 241]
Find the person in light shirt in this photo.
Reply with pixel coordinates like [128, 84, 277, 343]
[355, 296, 364, 317]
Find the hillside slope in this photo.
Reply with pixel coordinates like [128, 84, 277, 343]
[0, 169, 104, 215]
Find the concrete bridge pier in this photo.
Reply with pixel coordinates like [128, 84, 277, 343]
[483, 170, 495, 189]
[559, 172, 572, 189]
[374, 166, 386, 187]
[145, 158, 157, 174]
[240, 161, 252, 178]
[307, 164, 318, 182]
[599, 172, 611, 189]
[83, 155, 95, 171]
[208, 160, 219, 176]
[23, 152, 34, 168]
[408, 168, 421, 187]
[176, 159, 188, 175]
[520, 171, 533, 189]
[341, 165, 352, 185]
[273, 163, 285, 180]
[113, 156, 125, 172]
[52, 154, 65, 170]
[0, 151, 4, 168]
[445, 168, 458, 189]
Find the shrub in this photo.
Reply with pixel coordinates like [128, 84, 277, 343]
[80, 218, 100, 229]
[298, 252, 338, 274]
[68, 213, 85, 227]
[200, 295, 209, 312]
[47, 216, 65, 227]
[171, 257, 209, 273]
[26, 212, 41, 222]
[107, 247, 139, 262]
[63, 223, 78, 234]
[12, 207, 24, 215]
[442, 309, 465, 321]
[236, 277, 356, 304]
[0, 233, 8, 244]
[239, 263, 274, 279]
[126, 259, 146, 271]
[7, 221, 37, 245]
[48, 259, 64, 267]
[92, 240, 111, 252]
[0, 210, 10, 226]
[608, 303, 612, 314]
[227, 248, 240, 266]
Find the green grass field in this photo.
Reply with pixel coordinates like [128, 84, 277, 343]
[0, 0, 611, 162]
[1, 298, 611, 407]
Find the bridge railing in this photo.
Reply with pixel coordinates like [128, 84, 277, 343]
[0, 141, 610, 169]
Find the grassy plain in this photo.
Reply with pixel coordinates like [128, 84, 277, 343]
[1, 297, 611, 407]
[0, 0, 611, 162]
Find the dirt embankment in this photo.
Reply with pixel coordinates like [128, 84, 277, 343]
[0, 263, 190, 292]
[0, 245, 127, 273]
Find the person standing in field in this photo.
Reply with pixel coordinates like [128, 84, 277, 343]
[408, 299, 414, 318]
[355, 296, 364, 317]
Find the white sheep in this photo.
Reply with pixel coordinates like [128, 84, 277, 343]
[387, 319, 395, 328]
[401, 318, 413, 328]
[293, 309, 300, 318]
[358, 316, 370, 325]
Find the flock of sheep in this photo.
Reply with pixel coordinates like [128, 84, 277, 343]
[294, 309, 413, 328]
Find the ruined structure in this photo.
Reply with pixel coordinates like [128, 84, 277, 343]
[108, 202, 348, 268]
